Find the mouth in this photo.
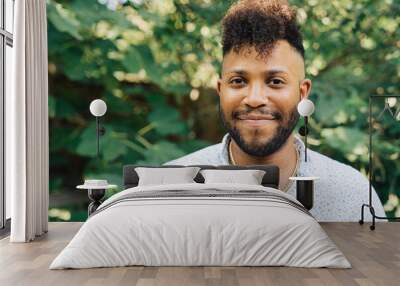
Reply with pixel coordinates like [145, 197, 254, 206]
[238, 114, 276, 120]
[236, 114, 277, 127]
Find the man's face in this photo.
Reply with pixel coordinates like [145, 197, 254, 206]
[217, 40, 310, 157]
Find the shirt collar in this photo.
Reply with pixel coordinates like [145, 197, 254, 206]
[219, 133, 231, 164]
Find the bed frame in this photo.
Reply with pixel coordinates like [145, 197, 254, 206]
[123, 164, 280, 189]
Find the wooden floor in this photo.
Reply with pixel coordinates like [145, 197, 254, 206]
[0, 222, 399, 286]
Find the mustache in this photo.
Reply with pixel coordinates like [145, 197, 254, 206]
[232, 108, 283, 121]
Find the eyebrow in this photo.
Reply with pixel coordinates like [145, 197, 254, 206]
[225, 68, 289, 76]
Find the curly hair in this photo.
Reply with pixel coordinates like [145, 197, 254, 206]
[221, 0, 304, 59]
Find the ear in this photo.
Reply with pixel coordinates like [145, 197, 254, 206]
[216, 78, 222, 97]
[299, 79, 312, 101]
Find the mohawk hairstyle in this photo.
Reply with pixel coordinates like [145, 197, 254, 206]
[221, 0, 305, 59]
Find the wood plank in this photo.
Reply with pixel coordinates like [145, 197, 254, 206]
[0, 222, 398, 286]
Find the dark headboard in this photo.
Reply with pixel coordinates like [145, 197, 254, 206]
[123, 164, 280, 189]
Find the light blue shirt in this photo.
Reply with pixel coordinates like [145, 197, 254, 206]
[164, 133, 386, 222]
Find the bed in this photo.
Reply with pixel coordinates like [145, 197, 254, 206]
[49, 164, 351, 269]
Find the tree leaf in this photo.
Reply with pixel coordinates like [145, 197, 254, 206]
[47, 1, 83, 40]
[137, 141, 185, 164]
[148, 106, 187, 136]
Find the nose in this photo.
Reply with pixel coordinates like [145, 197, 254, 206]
[242, 82, 267, 108]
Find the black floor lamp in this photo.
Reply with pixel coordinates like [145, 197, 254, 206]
[359, 95, 400, 230]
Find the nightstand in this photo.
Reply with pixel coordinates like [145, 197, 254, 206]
[77, 180, 117, 216]
[289, 176, 319, 210]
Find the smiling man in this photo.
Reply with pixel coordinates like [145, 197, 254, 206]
[163, 0, 385, 222]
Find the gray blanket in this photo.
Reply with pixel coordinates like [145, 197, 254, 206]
[50, 183, 350, 269]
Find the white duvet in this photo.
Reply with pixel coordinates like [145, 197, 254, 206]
[50, 183, 351, 269]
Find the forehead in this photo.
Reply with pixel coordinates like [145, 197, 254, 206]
[222, 40, 305, 78]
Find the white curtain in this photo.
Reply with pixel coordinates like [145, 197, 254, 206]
[7, 0, 49, 242]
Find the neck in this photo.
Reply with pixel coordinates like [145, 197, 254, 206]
[230, 135, 298, 190]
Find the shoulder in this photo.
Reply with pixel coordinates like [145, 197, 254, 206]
[163, 142, 224, 166]
[308, 149, 364, 181]
[307, 149, 370, 202]
[306, 149, 386, 221]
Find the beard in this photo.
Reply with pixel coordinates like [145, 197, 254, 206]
[219, 104, 299, 157]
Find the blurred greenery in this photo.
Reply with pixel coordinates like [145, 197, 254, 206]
[47, 0, 400, 222]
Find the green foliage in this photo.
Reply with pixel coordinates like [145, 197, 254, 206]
[48, 0, 400, 221]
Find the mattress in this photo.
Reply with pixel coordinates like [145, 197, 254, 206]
[49, 183, 351, 269]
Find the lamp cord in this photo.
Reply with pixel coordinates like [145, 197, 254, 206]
[96, 116, 100, 159]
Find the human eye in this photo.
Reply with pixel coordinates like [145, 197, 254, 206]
[267, 77, 285, 87]
[229, 77, 247, 87]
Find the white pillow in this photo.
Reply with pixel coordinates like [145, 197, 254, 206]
[135, 167, 201, 186]
[200, 169, 266, 185]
